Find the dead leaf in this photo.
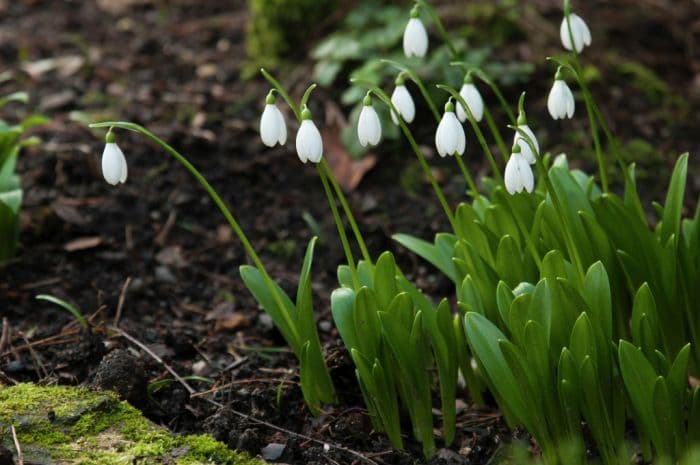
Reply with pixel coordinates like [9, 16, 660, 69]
[51, 201, 88, 226]
[206, 302, 249, 332]
[22, 55, 85, 79]
[155, 246, 188, 268]
[322, 101, 377, 192]
[64, 236, 103, 252]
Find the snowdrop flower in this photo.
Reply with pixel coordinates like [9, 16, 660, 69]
[357, 94, 382, 147]
[505, 143, 534, 195]
[260, 91, 287, 147]
[403, 7, 428, 58]
[513, 111, 539, 165]
[101, 130, 128, 185]
[390, 74, 415, 125]
[295, 106, 323, 164]
[435, 100, 466, 158]
[547, 67, 575, 120]
[560, 12, 591, 53]
[456, 73, 484, 123]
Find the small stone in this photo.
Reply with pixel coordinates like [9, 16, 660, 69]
[155, 266, 177, 283]
[261, 443, 286, 461]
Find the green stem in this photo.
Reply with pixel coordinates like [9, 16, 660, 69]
[454, 154, 485, 210]
[483, 105, 510, 163]
[416, 0, 458, 59]
[564, 14, 609, 193]
[317, 165, 361, 289]
[89, 121, 303, 352]
[321, 159, 372, 265]
[352, 79, 456, 230]
[465, 66, 517, 125]
[261, 68, 301, 120]
[381, 59, 440, 122]
[514, 126, 586, 285]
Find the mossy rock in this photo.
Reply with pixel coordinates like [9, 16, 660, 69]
[244, 0, 334, 77]
[0, 384, 262, 465]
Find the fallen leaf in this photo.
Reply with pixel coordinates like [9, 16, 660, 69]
[206, 302, 249, 332]
[155, 246, 188, 268]
[64, 236, 103, 252]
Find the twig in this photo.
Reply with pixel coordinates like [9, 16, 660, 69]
[0, 318, 10, 353]
[113, 277, 132, 327]
[107, 325, 195, 395]
[11, 425, 24, 465]
[190, 378, 298, 398]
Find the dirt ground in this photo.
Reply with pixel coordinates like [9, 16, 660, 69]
[0, 0, 698, 464]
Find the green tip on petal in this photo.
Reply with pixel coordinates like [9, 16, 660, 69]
[444, 100, 455, 113]
[555, 66, 565, 81]
[363, 93, 372, 106]
[410, 5, 420, 17]
[265, 91, 276, 105]
[463, 72, 474, 84]
[301, 106, 312, 121]
[512, 143, 522, 154]
[105, 129, 116, 143]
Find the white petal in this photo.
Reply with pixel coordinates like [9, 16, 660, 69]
[517, 154, 535, 193]
[514, 124, 539, 164]
[454, 117, 466, 156]
[358, 105, 382, 147]
[102, 143, 125, 185]
[548, 80, 568, 120]
[260, 104, 281, 147]
[457, 84, 484, 123]
[504, 155, 521, 194]
[560, 13, 591, 53]
[403, 18, 428, 58]
[435, 112, 459, 157]
[391, 85, 415, 124]
[296, 120, 323, 164]
[117, 145, 128, 183]
[274, 106, 287, 145]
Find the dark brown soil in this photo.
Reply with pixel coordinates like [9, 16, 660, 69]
[0, 0, 698, 464]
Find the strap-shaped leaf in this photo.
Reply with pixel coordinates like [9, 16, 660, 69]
[330, 287, 358, 351]
[393, 233, 457, 283]
[659, 153, 688, 245]
[373, 252, 398, 310]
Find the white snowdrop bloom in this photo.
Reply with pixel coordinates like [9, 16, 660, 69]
[101, 132, 128, 185]
[512, 110, 539, 164]
[295, 107, 323, 164]
[403, 8, 428, 58]
[260, 92, 287, 147]
[505, 144, 534, 195]
[547, 69, 575, 120]
[435, 101, 466, 158]
[456, 75, 484, 123]
[357, 95, 382, 147]
[560, 12, 592, 53]
[390, 75, 415, 125]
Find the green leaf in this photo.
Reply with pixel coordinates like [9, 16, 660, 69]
[582, 261, 612, 343]
[373, 252, 398, 310]
[659, 153, 688, 245]
[354, 287, 382, 358]
[295, 237, 318, 337]
[393, 233, 457, 283]
[36, 294, 87, 330]
[0, 92, 28, 108]
[464, 312, 529, 425]
[240, 265, 300, 353]
[495, 235, 525, 288]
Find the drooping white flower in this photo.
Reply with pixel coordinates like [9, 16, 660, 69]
[560, 12, 592, 53]
[260, 92, 287, 147]
[403, 8, 428, 58]
[390, 75, 415, 125]
[512, 108, 539, 165]
[358, 94, 382, 147]
[296, 107, 323, 164]
[456, 74, 484, 123]
[505, 144, 534, 195]
[435, 100, 466, 158]
[547, 69, 575, 120]
[101, 131, 128, 185]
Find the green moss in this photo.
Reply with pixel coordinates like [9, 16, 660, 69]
[244, 0, 335, 77]
[0, 384, 261, 465]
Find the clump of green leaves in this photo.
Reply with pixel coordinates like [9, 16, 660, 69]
[0, 92, 45, 261]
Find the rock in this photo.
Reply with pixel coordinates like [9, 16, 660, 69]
[261, 442, 286, 461]
[0, 383, 262, 465]
[91, 349, 146, 403]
